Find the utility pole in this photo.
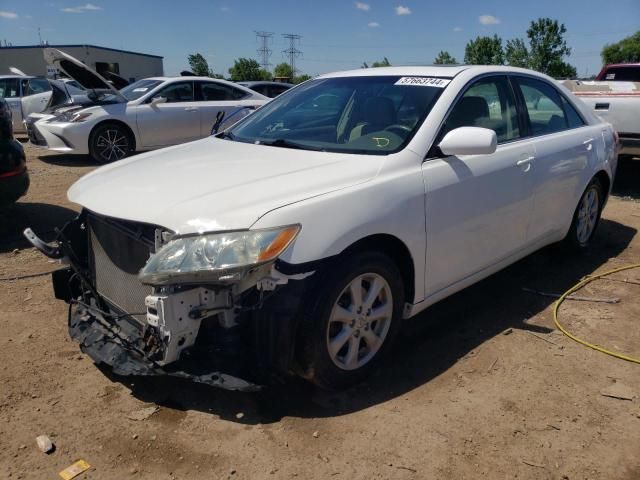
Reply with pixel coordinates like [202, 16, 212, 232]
[255, 31, 273, 71]
[282, 33, 302, 77]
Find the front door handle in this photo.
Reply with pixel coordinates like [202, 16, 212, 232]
[184, 107, 199, 112]
[583, 138, 594, 151]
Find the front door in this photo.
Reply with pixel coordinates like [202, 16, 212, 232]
[135, 81, 201, 147]
[422, 75, 536, 296]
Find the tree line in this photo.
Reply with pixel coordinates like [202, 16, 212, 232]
[187, 22, 639, 83]
[187, 54, 311, 83]
[371, 20, 640, 79]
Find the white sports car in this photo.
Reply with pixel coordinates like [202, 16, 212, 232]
[27, 65, 618, 391]
[31, 49, 269, 163]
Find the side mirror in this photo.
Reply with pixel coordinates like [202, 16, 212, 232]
[150, 96, 167, 106]
[438, 126, 497, 156]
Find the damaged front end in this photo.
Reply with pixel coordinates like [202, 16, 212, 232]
[25, 211, 313, 392]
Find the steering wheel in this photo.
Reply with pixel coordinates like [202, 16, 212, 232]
[384, 124, 412, 136]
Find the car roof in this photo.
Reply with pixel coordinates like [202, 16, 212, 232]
[317, 65, 544, 79]
[239, 81, 294, 87]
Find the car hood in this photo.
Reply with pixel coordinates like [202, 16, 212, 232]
[44, 48, 127, 102]
[68, 137, 384, 234]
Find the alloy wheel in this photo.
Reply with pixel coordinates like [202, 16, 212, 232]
[326, 273, 393, 371]
[95, 129, 130, 162]
[576, 187, 599, 244]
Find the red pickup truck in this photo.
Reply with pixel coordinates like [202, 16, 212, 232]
[596, 63, 640, 82]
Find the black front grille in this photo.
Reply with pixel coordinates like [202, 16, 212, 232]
[87, 214, 156, 321]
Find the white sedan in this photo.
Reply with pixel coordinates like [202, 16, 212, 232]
[31, 49, 269, 163]
[27, 65, 618, 391]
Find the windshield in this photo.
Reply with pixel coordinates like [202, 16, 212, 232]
[227, 75, 448, 154]
[120, 79, 163, 101]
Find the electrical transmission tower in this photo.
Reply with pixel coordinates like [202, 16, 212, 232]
[282, 33, 302, 76]
[255, 31, 273, 71]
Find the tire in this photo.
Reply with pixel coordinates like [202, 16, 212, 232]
[89, 123, 134, 164]
[296, 251, 405, 390]
[563, 177, 604, 249]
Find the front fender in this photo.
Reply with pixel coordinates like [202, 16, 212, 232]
[251, 159, 427, 304]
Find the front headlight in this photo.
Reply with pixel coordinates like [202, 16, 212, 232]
[139, 225, 301, 285]
[51, 111, 92, 123]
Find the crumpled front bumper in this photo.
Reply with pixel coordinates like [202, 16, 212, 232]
[68, 296, 261, 392]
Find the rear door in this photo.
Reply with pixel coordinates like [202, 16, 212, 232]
[21, 78, 52, 117]
[512, 76, 599, 242]
[135, 81, 201, 147]
[195, 81, 258, 136]
[0, 77, 23, 132]
[422, 75, 536, 295]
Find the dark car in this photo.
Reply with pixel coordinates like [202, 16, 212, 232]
[238, 81, 294, 98]
[0, 98, 29, 206]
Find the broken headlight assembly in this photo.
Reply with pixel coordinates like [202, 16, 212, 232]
[139, 225, 301, 286]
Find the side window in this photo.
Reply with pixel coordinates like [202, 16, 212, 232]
[26, 78, 52, 96]
[0, 78, 19, 98]
[441, 76, 520, 143]
[152, 82, 194, 103]
[561, 96, 585, 129]
[515, 77, 568, 135]
[198, 82, 247, 101]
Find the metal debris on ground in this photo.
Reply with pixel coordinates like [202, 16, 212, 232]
[600, 383, 635, 401]
[126, 406, 159, 421]
[59, 459, 91, 480]
[522, 287, 620, 304]
[35, 434, 54, 453]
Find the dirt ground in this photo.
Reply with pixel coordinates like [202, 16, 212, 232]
[1, 143, 640, 480]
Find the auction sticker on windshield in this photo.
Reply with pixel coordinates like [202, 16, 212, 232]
[395, 77, 451, 88]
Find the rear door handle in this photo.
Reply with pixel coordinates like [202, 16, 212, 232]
[583, 138, 594, 150]
[184, 107, 199, 112]
[516, 156, 535, 166]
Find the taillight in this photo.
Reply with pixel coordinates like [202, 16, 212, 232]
[613, 130, 620, 151]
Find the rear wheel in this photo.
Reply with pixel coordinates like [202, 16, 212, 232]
[564, 177, 604, 249]
[297, 251, 404, 390]
[89, 123, 134, 164]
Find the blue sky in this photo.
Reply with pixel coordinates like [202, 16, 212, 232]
[0, 0, 638, 77]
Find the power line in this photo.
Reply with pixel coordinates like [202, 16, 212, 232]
[255, 31, 273, 71]
[282, 33, 302, 76]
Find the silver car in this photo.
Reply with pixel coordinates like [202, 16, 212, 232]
[31, 49, 269, 163]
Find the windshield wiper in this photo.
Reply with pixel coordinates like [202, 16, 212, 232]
[260, 139, 325, 151]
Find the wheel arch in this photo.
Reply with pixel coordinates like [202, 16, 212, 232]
[593, 170, 611, 201]
[338, 233, 416, 307]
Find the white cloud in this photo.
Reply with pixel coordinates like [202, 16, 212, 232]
[0, 11, 19, 19]
[453, 26, 463, 32]
[479, 15, 500, 25]
[61, 3, 102, 13]
[368, 21, 380, 27]
[395, 5, 411, 15]
[355, 2, 370, 11]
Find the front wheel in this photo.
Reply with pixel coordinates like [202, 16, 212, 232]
[564, 177, 604, 249]
[296, 251, 405, 390]
[89, 123, 134, 164]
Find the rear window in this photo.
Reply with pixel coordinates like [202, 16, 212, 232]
[602, 66, 640, 81]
